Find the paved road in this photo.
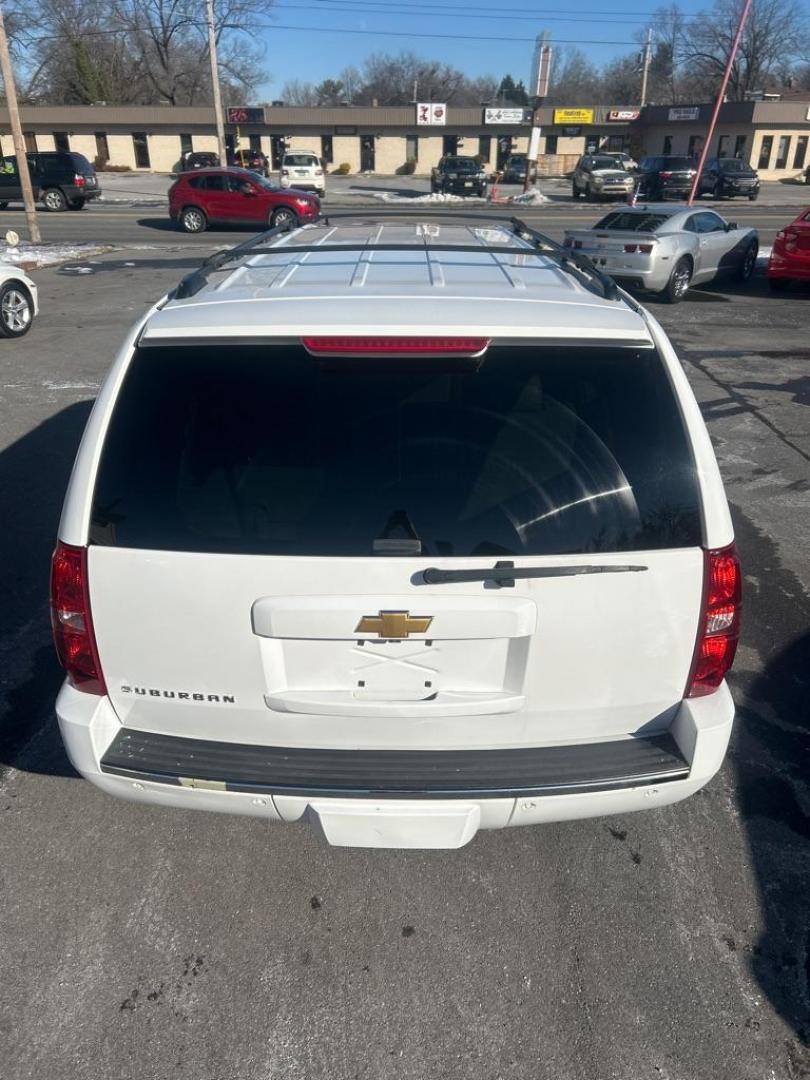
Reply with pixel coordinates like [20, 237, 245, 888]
[0, 197, 807, 249]
[1, 220, 809, 1080]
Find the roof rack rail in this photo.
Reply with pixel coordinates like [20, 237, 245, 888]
[173, 217, 299, 299]
[169, 208, 628, 306]
[508, 216, 621, 302]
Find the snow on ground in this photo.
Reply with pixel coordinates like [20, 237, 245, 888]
[372, 188, 551, 205]
[0, 242, 113, 269]
[510, 187, 552, 205]
[372, 191, 489, 205]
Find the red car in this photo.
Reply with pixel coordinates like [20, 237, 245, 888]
[168, 167, 319, 233]
[767, 207, 810, 291]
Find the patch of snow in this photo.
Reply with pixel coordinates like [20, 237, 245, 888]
[510, 187, 551, 205]
[372, 191, 488, 204]
[0, 242, 113, 269]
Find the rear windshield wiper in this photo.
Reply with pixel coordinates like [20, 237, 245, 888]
[421, 560, 648, 586]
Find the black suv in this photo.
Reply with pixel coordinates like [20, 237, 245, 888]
[698, 157, 759, 201]
[501, 154, 535, 184]
[0, 151, 100, 211]
[636, 156, 698, 200]
[430, 156, 487, 196]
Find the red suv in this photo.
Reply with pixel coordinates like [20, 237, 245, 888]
[168, 167, 319, 233]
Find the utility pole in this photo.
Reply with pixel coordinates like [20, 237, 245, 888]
[524, 31, 552, 192]
[0, 2, 40, 243]
[640, 27, 653, 108]
[688, 0, 753, 204]
[206, 0, 227, 166]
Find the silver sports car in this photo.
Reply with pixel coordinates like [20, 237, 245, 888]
[564, 204, 759, 303]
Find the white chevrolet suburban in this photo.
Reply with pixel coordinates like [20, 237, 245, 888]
[52, 214, 740, 849]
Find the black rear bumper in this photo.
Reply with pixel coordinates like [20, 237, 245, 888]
[101, 728, 689, 799]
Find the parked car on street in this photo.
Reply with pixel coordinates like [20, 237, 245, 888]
[279, 151, 325, 196]
[229, 147, 270, 177]
[0, 265, 37, 337]
[431, 156, 488, 196]
[564, 204, 759, 302]
[571, 154, 634, 201]
[636, 156, 698, 200]
[501, 154, 535, 184]
[168, 167, 319, 232]
[0, 151, 100, 211]
[180, 151, 220, 171]
[698, 157, 759, 201]
[52, 215, 739, 850]
[767, 207, 810, 290]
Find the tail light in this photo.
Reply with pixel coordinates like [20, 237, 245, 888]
[301, 336, 490, 356]
[315, 168, 324, 176]
[50, 542, 106, 695]
[624, 244, 637, 253]
[659, 171, 673, 179]
[74, 174, 86, 187]
[686, 544, 741, 698]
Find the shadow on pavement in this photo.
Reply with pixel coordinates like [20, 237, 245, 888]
[729, 506, 810, 1049]
[0, 401, 93, 780]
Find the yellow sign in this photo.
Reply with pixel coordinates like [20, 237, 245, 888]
[355, 611, 434, 639]
[553, 108, 594, 125]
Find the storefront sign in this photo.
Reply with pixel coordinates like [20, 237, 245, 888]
[416, 103, 446, 125]
[553, 108, 594, 124]
[484, 107, 528, 125]
[668, 106, 700, 121]
[608, 109, 640, 121]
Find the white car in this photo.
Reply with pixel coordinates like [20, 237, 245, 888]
[279, 151, 325, 196]
[0, 265, 37, 337]
[52, 216, 739, 850]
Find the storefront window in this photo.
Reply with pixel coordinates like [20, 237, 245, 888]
[758, 135, 773, 169]
[53, 131, 70, 152]
[406, 134, 419, 162]
[687, 135, 703, 158]
[94, 131, 109, 163]
[249, 134, 262, 152]
[477, 136, 490, 163]
[180, 133, 193, 155]
[545, 135, 558, 155]
[794, 136, 808, 170]
[774, 135, 790, 169]
[734, 135, 747, 159]
[717, 135, 730, 158]
[132, 131, 150, 168]
[662, 135, 672, 154]
[442, 135, 459, 156]
[321, 135, 334, 163]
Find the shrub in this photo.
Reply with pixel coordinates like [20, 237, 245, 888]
[335, 162, 351, 175]
[98, 163, 132, 172]
[401, 157, 417, 175]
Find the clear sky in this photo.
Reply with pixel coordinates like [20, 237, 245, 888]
[248, 0, 727, 99]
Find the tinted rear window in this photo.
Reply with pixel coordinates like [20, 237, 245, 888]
[90, 345, 701, 556]
[593, 211, 668, 232]
[69, 152, 93, 173]
[284, 154, 317, 166]
[444, 158, 479, 172]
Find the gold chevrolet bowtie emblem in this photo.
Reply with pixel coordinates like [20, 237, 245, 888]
[354, 610, 433, 639]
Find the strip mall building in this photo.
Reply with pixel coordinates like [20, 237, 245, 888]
[1, 98, 808, 181]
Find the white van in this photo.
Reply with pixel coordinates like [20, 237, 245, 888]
[52, 216, 740, 849]
[279, 151, 325, 196]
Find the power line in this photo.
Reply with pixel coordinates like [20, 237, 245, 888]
[273, 2, 675, 25]
[245, 22, 645, 44]
[294, 0, 730, 18]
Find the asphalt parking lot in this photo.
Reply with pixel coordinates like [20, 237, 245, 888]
[1, 200, 809, 1080]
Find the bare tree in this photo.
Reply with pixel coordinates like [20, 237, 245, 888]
[280, 79, 318, 105]
[546, 48, 602, 106]
[680, 0, 810, 100]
